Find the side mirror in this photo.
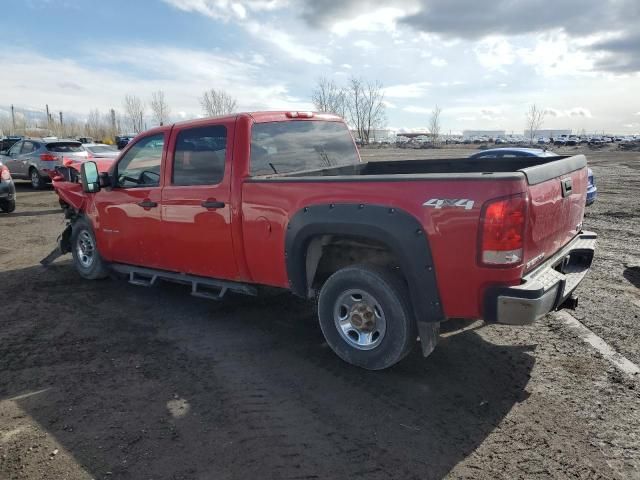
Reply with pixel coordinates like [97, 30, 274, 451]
[81, 161, 100, 193]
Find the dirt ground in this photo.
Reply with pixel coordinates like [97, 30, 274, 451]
[1, 146, 639, 479]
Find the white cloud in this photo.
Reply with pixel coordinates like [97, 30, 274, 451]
[517, 33, 595, 76]
[162, 0, 288, 21]
[403, 106, 432, 114]
[431, 57, 447, 67]
[329, 7, 417, 36]
[383, 81, 431, 98]
[354, 39, 376, 50]
[0, 47, 310, 120]
[474, 37, 515, 70]
[245, 21, 331, 64]
[543, 107, 593, 118]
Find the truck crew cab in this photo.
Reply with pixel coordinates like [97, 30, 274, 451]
[50, 112, 596, 370]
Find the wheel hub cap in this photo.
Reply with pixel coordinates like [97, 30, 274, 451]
[76, 230, 95, 268]
[334, 289, 386, 350]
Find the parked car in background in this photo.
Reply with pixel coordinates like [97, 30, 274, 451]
[0, 159, 16, 213]
[83, 143, 120, 160]
[0, 136, 23, 153]
[0, 139, 88, 189]
[469, 148, 596, 206]
[469, 147, 558, 160]
[77, 137, 94, 144]
[115, 134, 135, 149]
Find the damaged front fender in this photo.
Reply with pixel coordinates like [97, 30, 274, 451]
[40, 223, 73, 267]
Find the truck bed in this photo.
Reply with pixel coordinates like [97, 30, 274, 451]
[259, 154, 586, 186]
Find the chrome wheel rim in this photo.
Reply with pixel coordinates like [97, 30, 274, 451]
[333, 289, 386, 350]
[76, 230, 95, 268]
[31, 170, 40, 188]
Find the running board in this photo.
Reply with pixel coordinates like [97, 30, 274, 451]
[111, 264, 257, 300]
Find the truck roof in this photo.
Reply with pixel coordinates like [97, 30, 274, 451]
[171, 111, 344, 129]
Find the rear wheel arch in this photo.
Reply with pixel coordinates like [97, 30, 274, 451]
[284, 204, 445, 337]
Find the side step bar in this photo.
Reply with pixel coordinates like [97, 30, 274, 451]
[111, 264, 257, 300]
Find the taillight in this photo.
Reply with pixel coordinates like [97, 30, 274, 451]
[1, 165, 11, 181]
[479, 194, 527, 266]
[40, 152, 57, 161]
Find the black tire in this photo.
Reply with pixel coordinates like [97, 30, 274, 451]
[71, 217, 109, 280]
[317, 265, 417, 370]
[0, 199, 15, 213]
[30, 168, 47, 190]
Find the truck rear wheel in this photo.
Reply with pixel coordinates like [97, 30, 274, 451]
[71, 217, 109, 280]
[317, 265, 416, 370]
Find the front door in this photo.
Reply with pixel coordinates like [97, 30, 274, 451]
[160, 122, 238, 280]
[94, 132, 166, 269]
[4, 141, 24, 178]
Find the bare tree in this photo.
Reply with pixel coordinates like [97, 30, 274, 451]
[123, 94, 145, 133]
[311, 77, 346, 117]
[428, 105, 442, 146]
[200, 89, 237, 117]
[85, 108, 108, 140]
[150, 90, 171, 126]
[526, 104, 546, 145]
[345, 77, 386, 144]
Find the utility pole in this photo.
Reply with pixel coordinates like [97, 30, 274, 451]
[139, 112, 143, 133]
[110, 108, 116, 134]
[11, 104, 15, 135]
[45, 104, 50, 131]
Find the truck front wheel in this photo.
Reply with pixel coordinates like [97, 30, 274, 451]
[317, 265, 417, 370]
[71, 217, 109, 280]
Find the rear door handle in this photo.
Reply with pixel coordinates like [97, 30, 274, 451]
[201, 200, 225, 209]
[138, 199, 158, 209]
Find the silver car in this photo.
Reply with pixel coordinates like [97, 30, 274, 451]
[83, 143, 120, 160]
[1, 138, 88, 189]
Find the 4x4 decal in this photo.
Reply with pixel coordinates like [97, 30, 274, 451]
[423, 198, 475, 210]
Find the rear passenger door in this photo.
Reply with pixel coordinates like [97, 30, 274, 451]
[160, 121, 238, 280]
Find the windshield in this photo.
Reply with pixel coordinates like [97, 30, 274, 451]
[249, 120, 359, 176]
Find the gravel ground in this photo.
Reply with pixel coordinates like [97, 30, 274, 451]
[1, 147, 639, 479]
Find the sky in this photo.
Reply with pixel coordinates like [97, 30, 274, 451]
[0, 0, 639, 134]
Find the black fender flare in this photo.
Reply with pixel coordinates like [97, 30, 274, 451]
[285, 204, 445, 331]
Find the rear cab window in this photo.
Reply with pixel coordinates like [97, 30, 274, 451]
[249, 120, 359, 176]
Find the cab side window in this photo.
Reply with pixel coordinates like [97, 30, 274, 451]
[116, 134, 164, 188]
[172, 125, 227, 186]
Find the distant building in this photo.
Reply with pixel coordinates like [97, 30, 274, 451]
[463, 130, 506, 138]
[526, 129, 572, 138]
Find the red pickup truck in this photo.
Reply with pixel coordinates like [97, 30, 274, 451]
[48, 111, 596, 370]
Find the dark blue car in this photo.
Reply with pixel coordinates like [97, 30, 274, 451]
[469, 148, 596, 206]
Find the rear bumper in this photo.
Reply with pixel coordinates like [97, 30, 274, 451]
[484, 231, 597, 325]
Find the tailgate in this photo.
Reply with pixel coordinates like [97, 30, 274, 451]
[521, 155, 588, 272]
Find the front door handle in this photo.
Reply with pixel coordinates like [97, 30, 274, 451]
[138, 199, 158, 209]
[201, 200, 225, 209]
